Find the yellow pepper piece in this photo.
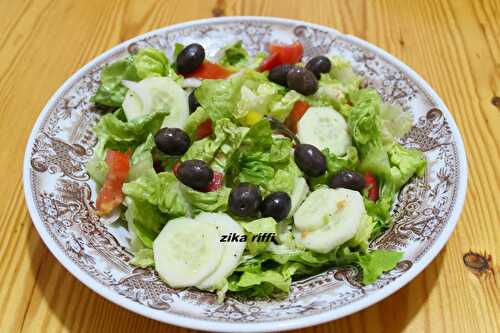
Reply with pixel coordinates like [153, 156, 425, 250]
[243, 111, 264, 126]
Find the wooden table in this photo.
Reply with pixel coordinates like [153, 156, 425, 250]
[1, 0, 498, 332]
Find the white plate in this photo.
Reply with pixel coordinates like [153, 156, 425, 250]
[23, 17, 467, 332]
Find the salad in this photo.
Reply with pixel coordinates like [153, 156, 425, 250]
[87, 40, 426, 300]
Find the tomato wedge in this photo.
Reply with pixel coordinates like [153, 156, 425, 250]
[258, 42, 304, 72]
[364, 173, 379, 202]
[195, 119, 213, 140]
[96, 150, 130, 216]
[185, 61, 232, 80]
[285, 101, 310, 133]
[204, 171, 224, 192]
[257, 52, 281, 72]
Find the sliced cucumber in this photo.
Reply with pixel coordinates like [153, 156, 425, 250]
[297, 106, 351, 156]
[153, 217, 223, 288]
[287, 177, 310, 218]
[122, 77, 189, 129]
[293, 188, 365, 253]
[195, 213, 246, 290]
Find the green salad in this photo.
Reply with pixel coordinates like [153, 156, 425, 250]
[87, 40, 426, 300]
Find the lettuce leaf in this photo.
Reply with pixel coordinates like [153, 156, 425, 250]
[309, 146, 359, 190]
[220, 41, 250, 69]
[92, 58, 139, 107]
[180, 185, 231, 214]
[241, 217, 278, 255]
[195, 79, 240, 121]
[123, 172, 191, 218]
[182, 118, 246, 172]
[358, 250, 403, 284]
[231, 120, 301, 194]
[128, 134, 156, 181]
[124, 198, 166, 248]
[130, 248, 154, 268]
[94, 111, 167, 151]
[92, 48, 171, 107]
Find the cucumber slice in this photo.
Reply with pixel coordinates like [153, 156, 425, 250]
[293, 188, 365, 253]
[287, 177, 309, 218]
[297, 106, 351, 156]
[195, 213, 246, 290]
[122, 77, 189, 129]
[153, 217, 223, 288]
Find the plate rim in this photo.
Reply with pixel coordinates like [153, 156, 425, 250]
[23, 16, 468, 332]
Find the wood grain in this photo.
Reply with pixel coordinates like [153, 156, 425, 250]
[0, 0, 498, 332]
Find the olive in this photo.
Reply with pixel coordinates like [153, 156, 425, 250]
[188, 90, 199, 113]
[176, 43, 205, 75]
[305, 56, 332, 79]
[228, 183, 262, 218]
[268, 64, 294, 87]
[261, 192, 291, 221]
[294, 144, 327, 177]
[329, 170, 366, 192]
[287, 67, 318, 95]
[176, 159, 213, 191]
[154, 128, 191, 155]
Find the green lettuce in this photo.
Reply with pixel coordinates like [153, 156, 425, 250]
[130, 248, 154, 268]
[309, 146, 359, 190]
[86, 112, 164, 185]
[94, 111, 167, 151]
[184, 107, 210, 138]
[220, 41, 250, 69]
[124, 198, 166, 248]
[182, 118, 246, 172]
[241, 217, 278, 255]
[123, 172, 191, 218]
[269, 90, 302, 121]
[195, 79, 240, 121]
[180, 185, 231, 214]
[231, 120, 301, 194]
[92, 48, 171, 107]
[128, 134, 156, 181]
[358, 250, 403, 284]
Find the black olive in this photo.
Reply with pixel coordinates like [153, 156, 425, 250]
[294, 144, 327, 177]
[329, 170, 366, 192]
[228, 183, 262, 218]
[176, 43, 205, 75]
[261, 192, 291, 221]
[305, 56, 332, 79]
[188, 90, 199, 113]
[154, 128, 191, 155]
[287, 67, 318, 95]
[268, 64, 294, 87]
[176, 159, 213, 191]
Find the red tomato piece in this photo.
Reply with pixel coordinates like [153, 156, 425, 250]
[195, 119, 213, 140]
[269, 42, 304, 65]
[285, 101, 310, 133]
[172, 162, 180, 175]
[258, 42, 304, 72]
[204, 171, 224, 192]
[257, 52, 281, 72]
[185, 61, 232, 80]
[96, 150, 130, 216]
[364, 173, 379, 202]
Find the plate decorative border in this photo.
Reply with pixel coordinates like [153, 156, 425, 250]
[23, 17, 467, 332]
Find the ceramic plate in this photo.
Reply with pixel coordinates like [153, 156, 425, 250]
[23, 17, 467, 332]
